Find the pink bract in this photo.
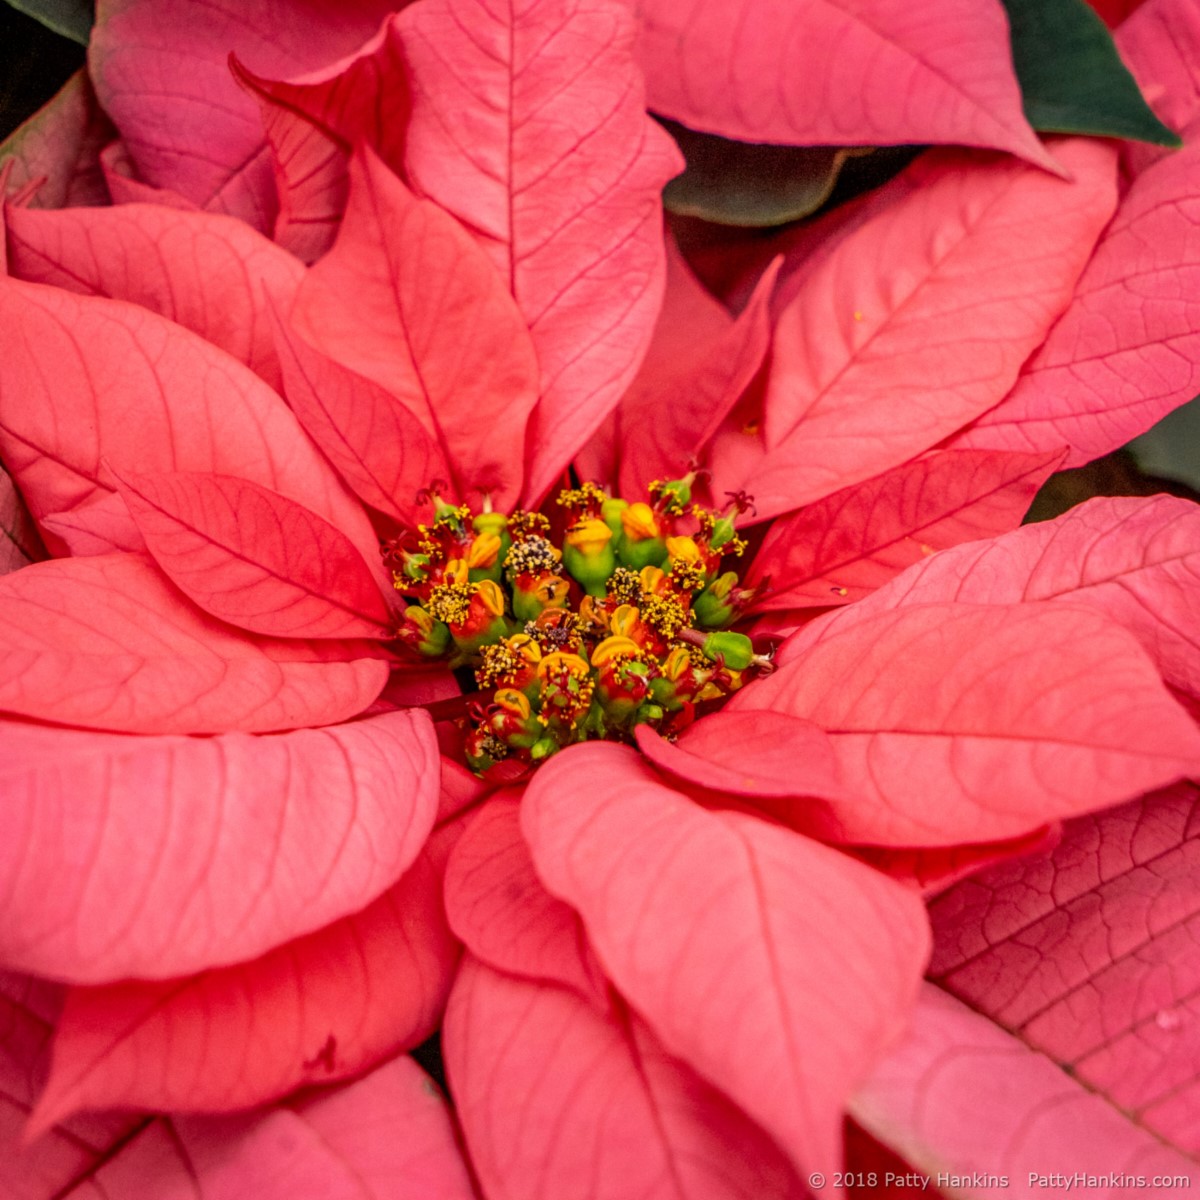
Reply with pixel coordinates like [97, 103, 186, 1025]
[0, 0, 1198, 1195]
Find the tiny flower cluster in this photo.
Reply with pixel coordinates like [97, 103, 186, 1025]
[384, 478, 766, 776]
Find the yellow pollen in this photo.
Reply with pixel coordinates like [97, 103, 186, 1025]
[505, 537, 561, 577]
[555, 482, 608, 514]
[508, 510, 551, 539]
[641, 593, 688, 639]
[427, 582, 473, 626]
[538, 651, 590, 681]
[606, 568, 643, 606]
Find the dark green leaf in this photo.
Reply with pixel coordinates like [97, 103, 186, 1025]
[659, 118, 863, 228]
[1128, 396, 1200, 491]
[1002, 0, 1180, 146]
[2, 0, 92, 45]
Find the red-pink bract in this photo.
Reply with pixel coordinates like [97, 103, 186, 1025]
[0, 0, 1198, 1194]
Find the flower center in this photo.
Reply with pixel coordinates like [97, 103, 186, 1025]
[385, 478, 767, 778]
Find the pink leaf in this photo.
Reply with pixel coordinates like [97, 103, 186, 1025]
[290, 148, 539, 510]
[273, 311, 451, 526]
[0, 971, 149, 1200]
[522, 744, 930, 1180]
[30, 846, 457, 1129]
[0, 71, 114, 209]
[0, 554, 388, 733]
[444, 794, 607, 1003]
[445, 956, 807, 1199]
[634, 0, 1053, 165]
[232, 17, 412, 263]
[23, 1055, 476, 1199]
[747, 449, 1064, 611]
[705, 140, 1117, 520]
[740, 602, 1200, 845]
[954, 140, 1200, 464]
[0, 465, 45, 577]
[1116, 0, 1200, 176]
[0, 705, 437, 981]
[5, 202, 305, 391]
[245, 89, 348, 265]
[800, 496, 1200, 699]
[399, 0, 683, 503]
[0, 278, 381, 573]
[575, 233, 737, 486]
[89, 0, 401, 229]
[617, 256, 780, 497]
[114, 468, 393, 639]
[98, 138, 200, 210]
[636, 710, 849, 804]
[852, 824, 1062, 899]
[853, 982, 1198, 1189]
[855, 783, 1200, 1169]
[436, 757, 492, 826]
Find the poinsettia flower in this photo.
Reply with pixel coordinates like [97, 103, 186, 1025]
[0, 0, 1199, 1195]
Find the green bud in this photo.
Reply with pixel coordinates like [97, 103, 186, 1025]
[701, 630, 755, 671]
[562, 518, 616, 597]
[693, 571, 739, 628]
[654, 476, 693, 511]
[529, 736, 560, 762]
[601, 497, 629, 539]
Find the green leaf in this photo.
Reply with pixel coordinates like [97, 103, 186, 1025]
[1128, 397, 1200, 491]
[3, 0, 93, 45]
[1002, 0, 1180, 146]
[659, 118, 863, 228]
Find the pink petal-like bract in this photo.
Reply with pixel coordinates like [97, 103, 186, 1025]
[446, 956, 807, 1199]
[0, 71, 113, 209]
[5, 202, 305, 391]
[743, 602, 1200, 845]
[0, 465, 43, 577]
[12, 1053, 476, 1199]
[0, 555, 389, 733]
[0, 708, 437, 981]
[801, 496, 1200, 698]
[272, 310, 451, 527]
[1117, 0, 1200, 176]
[707, 139, 1117, 520]
[522, 744, 930, 1180]
[89, 0, 401, 228]
[0, 970, 147, 1200]
[30, 845, 456, 1129]
[0, 277, 380, 573]
[232, 16, 412, 262]
[747, 448, 1065, 611]
[635, 710, 849, 805]
[290, 148, 539, 510]
[956, 139, 1200, 463]
[399, 0, 684, 503]
[618, 256, 780, 497]
[444, 793, 607, 1004]
[854, 982, 1198, 1187]
[114, 468, 393, 639]
[633, 0, 1053, 165]
[855, 783, 1200, 1170]
[576, 233, 741, 487]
